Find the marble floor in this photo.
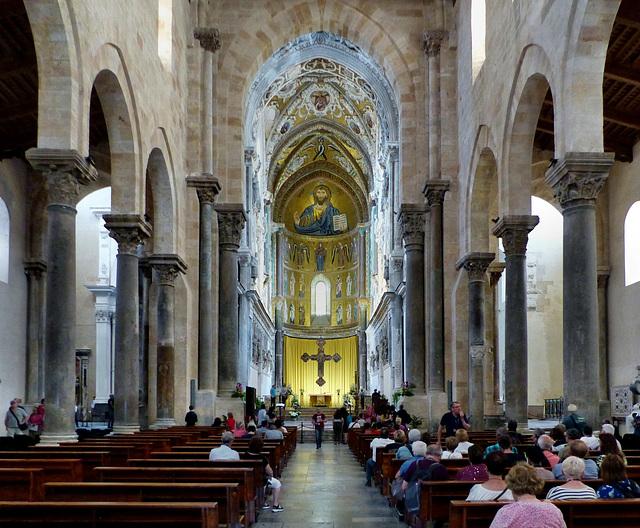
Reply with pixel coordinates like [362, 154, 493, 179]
[255, 440, 405, 528]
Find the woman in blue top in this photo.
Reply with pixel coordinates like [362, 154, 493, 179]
[597, 454, 640, 498]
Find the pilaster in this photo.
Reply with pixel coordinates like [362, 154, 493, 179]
[23, 259, 47, 405]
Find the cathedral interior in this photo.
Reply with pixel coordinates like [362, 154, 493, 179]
[1, 0, 640, 442]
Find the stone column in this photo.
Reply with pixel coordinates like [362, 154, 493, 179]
[193, 27, 221, 175]
[186, 174, 221, 394]
[275, 227, 284, 298]
[26, 148, 97, 444]
[24, 259, 47, 405]
[546, 152, 614, 427]
[103, 214, 151, 434]
[424, 181, 450, 395]
[358, 226, 367, 299]
[598, 267, 611, 421]
[456, 253, 495, 429]
[138, 259, 152, 430]
[358, 302, 368, 391]
[214, 204, 246, 396]
[148, 254, 187, 428]
[85, 285, 116, 404]
[487, 263, 506, 410]
[423, 30, 447, 180]
[274, 300, 284, 387]
[399, 204, 427, 392]
[238, 250, 252, 390]
[390, 291, 404, 390]
[492, 216, 539, 426]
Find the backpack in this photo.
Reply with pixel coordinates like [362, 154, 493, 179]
[404, 460, 446, 515]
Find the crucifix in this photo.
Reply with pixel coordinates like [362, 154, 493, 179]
[301, 338, 342, 387]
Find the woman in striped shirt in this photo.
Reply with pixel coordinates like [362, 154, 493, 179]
[545, 457, 596, 500]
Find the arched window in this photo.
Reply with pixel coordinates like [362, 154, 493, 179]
[471, 0, 486, 82]
[0, 197, 8, 283]
[158, 0, 172, 69]
[310, 274, 331, 319]
[625, 201, 640, 286]
[315, 281, 327, 315]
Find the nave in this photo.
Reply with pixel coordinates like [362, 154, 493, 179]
[256, 442, 404, 528]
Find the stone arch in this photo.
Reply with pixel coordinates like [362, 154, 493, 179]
[216, 1, 422, 202]
[90, 43, 142, 214]
[502, 45, 555, 215]
[145, 142, 176, 254]
[560, 0, 621, 153]
[24, 0, 81, 150]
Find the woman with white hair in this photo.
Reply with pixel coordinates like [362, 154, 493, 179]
[545, 457, 597, 500]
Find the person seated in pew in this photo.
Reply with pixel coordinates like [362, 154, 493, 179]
[384, 429, 407, 455]
[498, 435, 525, 467]
[486, 427, 519, 457]
[580, 424, 600, 451]
[507, 419, 524, 445]
[531, 428, 545, 447]
[396, 439, 427, 481]
[212, 417, 222, 427]
[456, 444, 489, 481]
[275, 418, 287, 435]
[208, 431, 240, 460]
[524, 446, 554, 480]
[551, 426, 567, 452]
[489, 463, 567, 528]
[441, 436, 463, 459]
[597, 454, 640, 498]
[596, 432, 626, 470]
[240, 436, 284, 512]
[466, 452, 513, 501]
[546, 456, 597, 500]
[401, 443, 448, 492]
[396, 428, 420, 458]
[233, 421, 247, 438]
[552, 440, 598, 479]
[256, 420, 269, 437]
[537, 435, 560, 468]
[393, 416, 407, 434]
[454, 428, 474, 454]
[556, 428, 581, 460]
[226, 412, 236, 431]
[241, 424, 257, 439]
[365, 427, 393, 486]
[264, 421, 284, 440]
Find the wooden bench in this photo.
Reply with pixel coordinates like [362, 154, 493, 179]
[449, 498, 640, 528]
[32, 444, 141, 465]
[43, 482, 241, 528]
[0, 458, 82, 483]
[95, 466, 257, 525]
[0, 468, 44, 501]
[0, 501, 219, 527]
[0, 450, 110, 481]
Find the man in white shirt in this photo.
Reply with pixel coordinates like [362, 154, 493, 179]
[365, 427, 394, 486]
[209, 431, 240, 460]
[579, 425, 600, 451]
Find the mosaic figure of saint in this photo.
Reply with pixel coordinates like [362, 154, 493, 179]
[289, 303, 295, 324]
[315, 242, 326, 271]
[346, 273, 352, 296]
[299, 304, 305, 325]
[293, 184, 347, 236]
[290, 274, 296, 297]
[346, 302, 352, 324]
[335, 276, 342, 298]
[336, 303, 343, 325]
[299, 276, 306, 297]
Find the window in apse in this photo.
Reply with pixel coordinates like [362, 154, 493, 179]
[315, 281, 327, 316]
[625, 201, 640, 286]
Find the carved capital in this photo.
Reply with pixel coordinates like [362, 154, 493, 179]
[95, 309, 115, 323]
[488, 263, 506, 287]
[103, 214, 152, 255]
[491, 215, 539, 257]
[186, 173, 221, 204]
[423, 30, 448, 57]
[148, 254, 188, 285]
[23, 259, 47, 278]
[215, 204, 246, 249]
[545, 152, 614, 208]
[423, 179, 450, 207]
[470, 345, 486, 365]
[456, 252, 495, 282]
[597, 266, 611, 289]
[193, 27, 221, 52]
[399, 204, 427, 247]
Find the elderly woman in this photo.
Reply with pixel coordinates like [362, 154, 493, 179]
[240, 436, 284, 511]
[597, 454, 640, 498]
[546, 457, 597, 500]
[441, 436, 463, 459]
[454, 428, 474, 454]
[489, 463, 567, 528]
[233, 420, 247, 438]
[466, 452, 513, 501]
[596, 433, 625, 469]
[456, 444, 489, 481]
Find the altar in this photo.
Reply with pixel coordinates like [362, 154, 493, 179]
[309, 394, 332, 407]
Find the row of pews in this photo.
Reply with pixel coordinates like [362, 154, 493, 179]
[0, 425, 297, 527]
[349, 428, 640, 528]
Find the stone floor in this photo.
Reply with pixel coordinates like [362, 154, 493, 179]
[255, 440, 405, 528]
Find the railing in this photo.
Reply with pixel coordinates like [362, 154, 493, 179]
[544, 398, 564, 420]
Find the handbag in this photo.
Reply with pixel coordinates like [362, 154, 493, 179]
[391, 477, 405, 500]
[10, 409, 28, 430]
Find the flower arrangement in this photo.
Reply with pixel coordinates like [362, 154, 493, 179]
[349, 383, 358, 397]
[392, 381, 415, 405]
[231, 382, 246, 401]
[410, 414, 423, 429]
[289, 410, 300, 420]
[291, 394, 300, 409]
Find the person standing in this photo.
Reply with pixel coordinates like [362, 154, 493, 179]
[270, 385, 277, 409]
[562, 403, 587, 434]
[359, 388, 365, 409]
[279, 385, 288, 407]
[436, 401, 470, 444]
[107, 394, 114, 429]
[312, 407, 326, 449]
[184, 405, 198, 426]
[27, 406, 44, 440]
[4, 399, 28, 437]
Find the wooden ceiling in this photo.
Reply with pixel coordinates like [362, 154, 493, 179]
[536, 0, 640, 162]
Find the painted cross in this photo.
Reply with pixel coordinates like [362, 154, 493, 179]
[301, 338, 342, 387]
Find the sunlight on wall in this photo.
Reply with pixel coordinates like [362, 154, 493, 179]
[625, 201, 640, 286]
[471, 0, 486, 82]
[158, 0, 172, 70]
[0, 197, 8, 283]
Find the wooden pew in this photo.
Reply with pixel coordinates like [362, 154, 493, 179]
[0, 468, 44, 501]
[32, 444, 141, 465]
[449, 499, 640, 528]
[95, 466, 257, 525]
[0, 501, 219, 527]
[0, 450, 110, 481]
[0, 458, 82, 483]
[43, 482, 241, 528]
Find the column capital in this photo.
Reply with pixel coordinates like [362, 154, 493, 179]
[423, 30, 448, 57]
[103, 214, 152, 255]
[399, 204, 427, 247]
[597, 266, 611, 289]
[215, 204, 246, 249]
[456, 252, 495, 281]
[470, 344, 486, 365]
[139, 257, 153, 279]
[186, 173, 221, 204]
[23, 258, 47, 278]
[488, 262, 506, 287]
[193, 27, 221, 52]
[545, 152, 614, 208]
[26, 148, 98, 207]
[491, 215, 539, 257]
[148, 254, 188, 285]
[423, 179, 450, 207]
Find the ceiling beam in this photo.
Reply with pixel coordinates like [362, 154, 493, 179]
[0, 0, 27, 21]
[536, 118, 554, 135]
[604, 107, 640, 130]
[605, 63, 640, 88]
[0, 98, 37, 120]
[616, 0, 640, 29]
